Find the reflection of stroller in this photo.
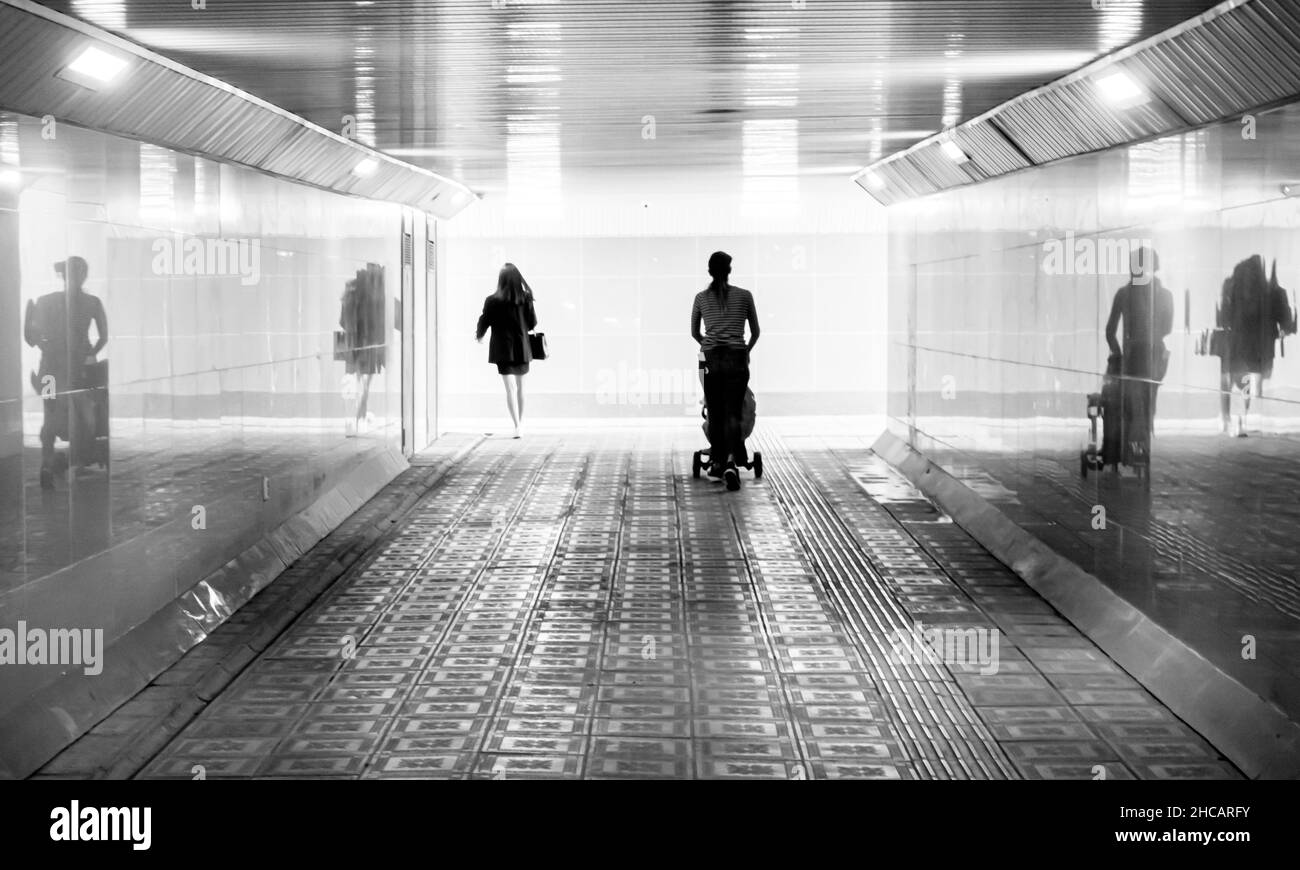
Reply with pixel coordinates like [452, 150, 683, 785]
[81, 360, 110, 469]
[691, 352, 763, 480]
[1080, 353, 1148, 486]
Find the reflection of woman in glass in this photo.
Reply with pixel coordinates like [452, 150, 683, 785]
[476, 263, 537, 439]
[1217, 256, 1295, 437]
[338, 263, 385, 435]
[1104, 247, 1172, 461]
[23, 256, 107, 488]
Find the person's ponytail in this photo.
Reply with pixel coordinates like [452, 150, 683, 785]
[707, 250, 732, 309]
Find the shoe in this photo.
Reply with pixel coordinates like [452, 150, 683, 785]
[512, 425, 521, 439]
[724, 466, 740, 491]
[707, 464, 724, 479]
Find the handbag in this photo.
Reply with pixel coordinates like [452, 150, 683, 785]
[1194, 328, 1227, 357]
[529, 332, 548, 361]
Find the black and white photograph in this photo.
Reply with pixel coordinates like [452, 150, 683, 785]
[0, 0, 1295, 856]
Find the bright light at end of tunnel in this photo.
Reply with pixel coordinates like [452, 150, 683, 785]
[352, 158, 380, 177]
[66, 46, 128, 84]
[1096, 70, 1148, 107]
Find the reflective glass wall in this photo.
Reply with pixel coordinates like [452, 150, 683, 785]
[885, 101, 1300, 717]
[0, 111, 405, 717]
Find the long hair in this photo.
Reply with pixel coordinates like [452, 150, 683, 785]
[707, 251, 732, 308]
[495, 262, 533, 306]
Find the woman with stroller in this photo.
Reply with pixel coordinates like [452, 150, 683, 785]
[691, 251, 760, 491]
[476, 263, 538, 439]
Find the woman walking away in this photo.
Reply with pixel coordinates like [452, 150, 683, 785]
[691, 251, 760, 491]
[477, 262, 538, 438]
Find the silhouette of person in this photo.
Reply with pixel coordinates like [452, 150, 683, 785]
[23, 256, 107, 489]
[1104, 246, 1172, 461]
[1216, 255, 1295, 436]
[691, 251, 760, 491]
[476, 263, 538, 439]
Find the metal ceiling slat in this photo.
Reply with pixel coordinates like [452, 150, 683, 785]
[860, 0, 1300, 205]
[0, 1, 475, 218]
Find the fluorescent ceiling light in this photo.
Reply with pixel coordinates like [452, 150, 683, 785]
[57, 45, 129, 89]
[1096, 70, 1148, 106]
[940, 138, 969, 164]
[67, 46, 128, 82]
[861, 170, 886, 190]
[352, 157, 380, 177]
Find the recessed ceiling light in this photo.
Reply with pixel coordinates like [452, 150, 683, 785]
[1096, 70, 1147, 106]
[352, 158, 380, 177]
[939, 138, 969, 164]
[57, 45, 129, 89]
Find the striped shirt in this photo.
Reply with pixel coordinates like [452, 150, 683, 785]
[692, 285, 755, 351]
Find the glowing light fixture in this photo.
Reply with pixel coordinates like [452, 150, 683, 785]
[352, 157, 380, 177]
[940, 138, 969, 164]
[861, 170, 886, 191]
[1096, 70, 1148, 107]
[57, 45, 129, 89]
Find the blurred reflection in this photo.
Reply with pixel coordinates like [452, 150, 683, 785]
[337, 263, 387, 436]
[22, 255, 108, 489]
[1103, 246, 1171, 465]
[1214, 256, 1296, 437]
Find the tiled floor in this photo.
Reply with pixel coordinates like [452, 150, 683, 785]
[52, 421, 1241, 779]
[911, 427, 1300, 726]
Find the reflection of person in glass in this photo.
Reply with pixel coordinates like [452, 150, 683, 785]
[1104, 247, 1172, 461]
[23, 256, 107, 489]
[1216, 256, 1295, 437]
[338, 263, 385, 435]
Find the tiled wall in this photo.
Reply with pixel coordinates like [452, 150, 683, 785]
[0, 111, 407, 718]
[439, 175, 888, 422]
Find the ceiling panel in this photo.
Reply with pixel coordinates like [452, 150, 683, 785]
[0, 0, 477, 215]
[33, 0, 1224, 195]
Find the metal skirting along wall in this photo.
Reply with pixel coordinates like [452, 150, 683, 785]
[870, 428, 1300, 780]
[0, 444, 407, 780]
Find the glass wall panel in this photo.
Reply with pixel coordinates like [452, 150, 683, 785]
[0, 112, 405, 719]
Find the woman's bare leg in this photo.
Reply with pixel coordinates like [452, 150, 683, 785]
[501, 375, 520, 428]
[513, 375, 525, 425]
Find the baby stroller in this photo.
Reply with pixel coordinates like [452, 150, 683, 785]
[691, 352, 763, 480]
[1080, 353, 1149, 486]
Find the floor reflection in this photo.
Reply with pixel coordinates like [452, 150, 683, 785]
[906, 426, 1300, 725]
[0, 415, 400, 595]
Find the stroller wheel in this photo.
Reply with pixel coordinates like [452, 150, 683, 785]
[691, 451, 702, 479]
[753, 452, 763, 479]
